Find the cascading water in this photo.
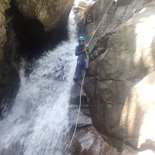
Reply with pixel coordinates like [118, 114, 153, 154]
[0, 11, 77, 155]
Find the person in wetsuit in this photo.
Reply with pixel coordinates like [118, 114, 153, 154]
[74, 36, 89, 81]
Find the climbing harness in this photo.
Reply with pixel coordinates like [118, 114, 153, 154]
[69, 0, 116, 149]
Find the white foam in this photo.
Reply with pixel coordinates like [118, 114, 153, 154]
[0, 11, 77, 155]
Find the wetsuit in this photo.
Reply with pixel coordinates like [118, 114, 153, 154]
[74, 45, 88, 79]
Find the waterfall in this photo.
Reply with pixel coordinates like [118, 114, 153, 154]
[0, 11, 77, 155]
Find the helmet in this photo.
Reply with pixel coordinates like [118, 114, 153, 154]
[78, 36, 86, 41]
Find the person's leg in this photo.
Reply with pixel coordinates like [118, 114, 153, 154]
[85, 58, 89, 69]
[74, 61, 81, 80]
[80, 61, 87, 78]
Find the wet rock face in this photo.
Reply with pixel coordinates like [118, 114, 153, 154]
[0, 0, 20, 118]
[76, 0, 114, 38]
[73, 0, 95, 23]
[0, 13, 6, 61]
[83, 0, 155, 150]
[0, 0, 9, 61]
[14, 0, 73, 31]
[0, 63, 19, 118]
[70, 126, 120, 155]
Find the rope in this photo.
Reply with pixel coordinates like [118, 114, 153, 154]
[87, 0, 115, 46]
[69, 0, 116, 149]
[69, 71, 86, 148]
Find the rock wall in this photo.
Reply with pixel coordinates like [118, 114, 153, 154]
[0, 0, 19, 118]
[83, 0, 155, 151]
[10, 0, 74, 60]
[14, 0, 73, 31]
[0, 0, 9, 62]
[70, 126, 120, 155]
[120, 72, 155, 149]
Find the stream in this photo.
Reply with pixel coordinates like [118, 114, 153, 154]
[0, 11, 77, 155]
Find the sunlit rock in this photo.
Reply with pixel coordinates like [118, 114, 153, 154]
[122, 149, 155, 155]
[84, 0, 155, 150]
[14, 0, 74, 31]
[73, 0, 95, 23]
[120, 71, 155, 149]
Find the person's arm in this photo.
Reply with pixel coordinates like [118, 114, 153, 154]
[75, 46, 84, 56]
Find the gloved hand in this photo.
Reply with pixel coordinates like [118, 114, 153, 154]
[85, 46, 89, 52]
